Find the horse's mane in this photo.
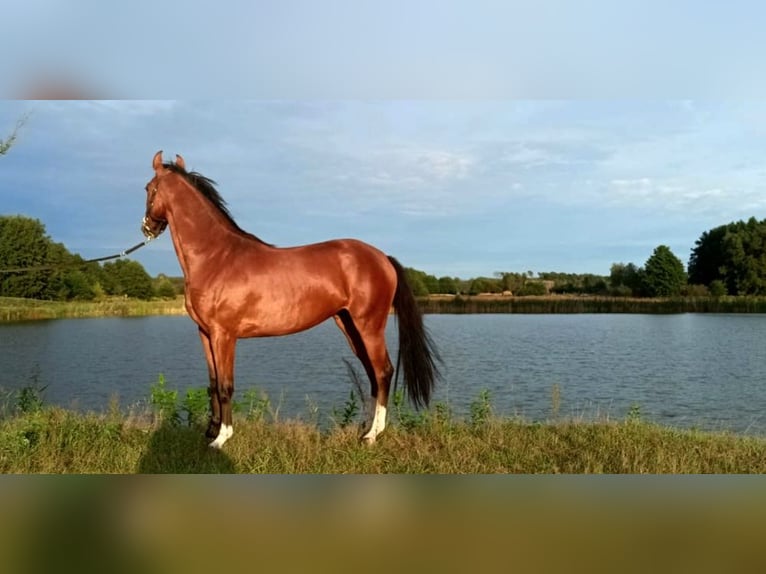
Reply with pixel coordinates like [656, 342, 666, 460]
[163, 161, 273, 246]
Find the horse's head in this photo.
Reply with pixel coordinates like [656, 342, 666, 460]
[141, 150, 184, 239]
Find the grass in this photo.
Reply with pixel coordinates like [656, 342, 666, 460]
[0, 296, 186, 322]
[1, 382, 765, 473]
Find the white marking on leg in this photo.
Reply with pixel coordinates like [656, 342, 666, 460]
[366, 396, 376, 426]
[362, 403, 387, 443]
[209, 424, 233, 449]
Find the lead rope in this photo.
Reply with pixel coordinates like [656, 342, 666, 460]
[0, 237, 154, 274]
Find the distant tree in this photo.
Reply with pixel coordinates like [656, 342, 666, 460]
[709, 280, 727, 298]
[0, 214, 159, 300]
[516, 281, 547, 296]
[468, 277, 502, 295]
[609, 263, 628, 289]
[496, 272, 526, 293]
[609, 262, 645, 296]
[581, 274, 609, 295]
[643, 245, 686, 297]
[689, 217, 766, 295]
[538, 271, 610, 295]
[688, 224, 729, 287]
[422, 273, 439, 295]
[102, 259, 154, 300]
[437, 276, 458, 295]
[154, 275, 178, 299]
[0, 216, 53, 298]
[404, 268, 429, 296]
[62, 269, 96, 300]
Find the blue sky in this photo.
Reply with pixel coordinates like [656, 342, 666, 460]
[2, 100, 766, 279]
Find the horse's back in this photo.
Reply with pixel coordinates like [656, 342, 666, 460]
[192, 237, 396, 337]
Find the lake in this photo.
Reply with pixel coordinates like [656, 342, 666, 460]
[1, 313, 765, 435]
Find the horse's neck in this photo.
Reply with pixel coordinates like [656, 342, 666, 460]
[165, 191, 249, 279]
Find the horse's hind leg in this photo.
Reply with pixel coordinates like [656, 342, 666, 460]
[334, 311, 393, 444]
[357, 330, 393, 444]
[334, 311, 375, 415]
[198, 328, 221, 439]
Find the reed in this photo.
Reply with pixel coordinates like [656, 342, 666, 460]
[0, 296, 186, 322]
[5, 294, 766, 323]
[418, 295, 766, 314]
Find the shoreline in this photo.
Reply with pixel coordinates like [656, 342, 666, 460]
[1, 404, 765, 473]
[3, 294, 766, 323]
[0, 296, 188, 322]
[418, 294, 766, 314]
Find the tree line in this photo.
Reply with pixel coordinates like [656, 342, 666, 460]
[0, 215, 181, 301]
[5, 213, 766, 301]
[407, 217, 766, 298]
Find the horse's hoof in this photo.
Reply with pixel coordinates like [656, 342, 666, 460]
[205, 422, 221, 439]
[208, 424, 233, 449]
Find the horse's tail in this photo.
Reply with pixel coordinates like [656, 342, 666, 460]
[388, 256, 440, 409]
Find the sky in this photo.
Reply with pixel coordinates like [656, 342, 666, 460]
[3, 1, 766, 98]
[3, 100, 766, 279]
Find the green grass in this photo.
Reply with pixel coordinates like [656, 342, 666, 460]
[2, 398, 765, 473]
[0, 296, 186, 322]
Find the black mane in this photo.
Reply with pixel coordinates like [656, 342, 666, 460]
[164, 162, 273, 246]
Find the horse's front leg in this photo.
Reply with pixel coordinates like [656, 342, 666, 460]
[208, 330, 237, 449]
[198, 328, 221, 439]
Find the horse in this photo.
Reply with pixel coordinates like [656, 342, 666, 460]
[141, 151, 439, 448]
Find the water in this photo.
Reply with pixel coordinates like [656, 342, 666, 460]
[1, 314, 765, 435]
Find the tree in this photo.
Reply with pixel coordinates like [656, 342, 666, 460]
[437, 276, 458, 295]
[154, 275, 178, 298]
[404, 268, 429, 296]
[496, 272, 526, 293]
[689, 217, 766, 295]
[0, 114, 28, 156]
[0, 216, 53, 298]
[102, 260, 155, 300]
[609, 262, 644, 296]
[516, 281, 547, 296]
[643, 245, 686, 297]
[709, 280, 727, 298]
[468, 277, 502, 295]
[0, 214, 158, 300]
[688, 224, 729, 287]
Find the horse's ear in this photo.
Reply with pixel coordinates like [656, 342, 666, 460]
[175, 154, 186, 170]
[152, 150, 163, 172]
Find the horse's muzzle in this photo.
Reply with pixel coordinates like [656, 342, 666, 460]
[141, 215, 167, 239]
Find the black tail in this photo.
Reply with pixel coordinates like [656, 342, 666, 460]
[388, 256, 440, 409]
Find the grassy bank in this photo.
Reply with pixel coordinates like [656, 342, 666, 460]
[2, 399, 764, 473]
[5, 294, 766, 322]
[420, 294, 766, 314]
[0, 296, 186, 322]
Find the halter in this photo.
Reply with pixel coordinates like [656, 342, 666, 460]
[142, 185, 168, 239]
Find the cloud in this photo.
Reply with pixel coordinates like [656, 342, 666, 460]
[7, 99, 766, 279]
[90, 101, 179, 116]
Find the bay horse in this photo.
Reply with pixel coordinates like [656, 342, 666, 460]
[141, 151, 439, 448]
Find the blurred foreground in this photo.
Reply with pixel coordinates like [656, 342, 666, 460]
[1, 476, 765, 573]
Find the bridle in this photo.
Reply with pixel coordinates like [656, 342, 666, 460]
[142, 184, 168, 239]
